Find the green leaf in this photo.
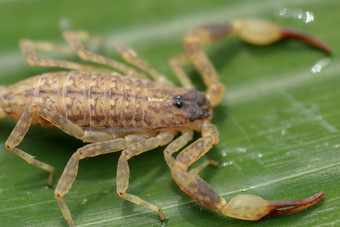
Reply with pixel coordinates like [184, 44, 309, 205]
[0, 0, 339, 226]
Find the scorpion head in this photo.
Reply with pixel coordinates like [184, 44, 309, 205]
[171, 90, 211, 123]
[162, 89, 212, 131]
[144, 85, 212, 130]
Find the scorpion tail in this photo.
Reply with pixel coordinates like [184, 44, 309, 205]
[0, 86, 7, 119]
[231, 18, 331, 54]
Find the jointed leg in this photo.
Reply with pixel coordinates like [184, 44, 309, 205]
[168, 54, 194, 88]
[189, 159, 219, 175]
[183, 19, 331, 106]
[164, 129, 194, 167]
[5, 107, 55, 186]
[165, 120, 324, 221]
[114, 43, 173, 84]
[5, 100, 117, 188]
[63, 31, 149, 80]
[117, 132, 175, 221]
[32, 101, 118, 143]
[165, 121, 225, 211]
[183, 24, 232, 106]
[20, 39, 111, 72]
[163, 128, 218, 175]
[21, 40, 72, 54]
[55, 138, 134, 227]
[7, 100, 161, 226]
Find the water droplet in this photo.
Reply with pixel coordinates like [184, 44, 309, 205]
[221, 161, 233, 166]
[305, 11, 314, 23]
[58, 17, 72, 31]
[311, 58, 330, 73]
[81, 198, 88, 205]
[241, 188, 247, 192]
[279, 8, 287, 16]
[277, 8, 314, 23]
[237, 147, 247, 153]
[221, 150, 227, 157]
[257, 153, 263, 158]
[281, 129, 286, 136]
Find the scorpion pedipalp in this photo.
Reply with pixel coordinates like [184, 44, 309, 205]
[221, 192, 324, 221]
[230, 18, 331, 54]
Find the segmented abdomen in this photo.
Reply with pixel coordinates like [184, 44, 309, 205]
[35, 71, 147, 129]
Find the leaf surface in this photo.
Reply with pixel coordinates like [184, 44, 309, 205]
[0, 0, 339, 226]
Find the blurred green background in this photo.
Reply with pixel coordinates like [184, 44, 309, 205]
[0, 0, 339, 226]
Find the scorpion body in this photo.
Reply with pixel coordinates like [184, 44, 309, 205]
[0, 19, 330, 226]
[0, 71, 209, 132]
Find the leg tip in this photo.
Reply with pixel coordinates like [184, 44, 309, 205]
[209, 160, 219, 167]
[159, 208, 168, 222]
[46, 183, 54, 188]
[161, 217, 168, 222]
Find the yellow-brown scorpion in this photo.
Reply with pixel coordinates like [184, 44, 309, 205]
[0, 19, 330, 226]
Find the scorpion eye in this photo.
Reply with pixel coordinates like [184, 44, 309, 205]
[173, 95, 183, 108]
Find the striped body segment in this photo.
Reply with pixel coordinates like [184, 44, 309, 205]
[0, 71, 208, 131]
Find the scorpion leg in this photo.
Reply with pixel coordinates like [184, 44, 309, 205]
[117, 131, 175, 221]
[164, 129, 219, 176]
[62, 31, 149, 80]
[5, 100, 117, 187]
[55, 137, 136, 227]
[5, 106, 55, 187]
[164, 129, 194, 167]
[9, 101, 147, 226]
[167, 121, 324, 221]
[168, 54, 195, 88]
[114, 42, 173, 85]
[184, 18, 331, 106]
[19, 39, 111, 72]
[166, 121, 227, 211]
[189, 159, 219, 175]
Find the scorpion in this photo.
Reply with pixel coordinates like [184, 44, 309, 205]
[0, 18, 330, 226]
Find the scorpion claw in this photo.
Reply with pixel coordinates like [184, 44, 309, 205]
[221, 192, 324, 221]
[231, 18, 331, 54]
[264, 191, 324, 219]
[281, 28, 332, 54]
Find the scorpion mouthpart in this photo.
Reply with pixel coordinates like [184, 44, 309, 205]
[264, 191, 324, 219]
[281, 28, 332, 54]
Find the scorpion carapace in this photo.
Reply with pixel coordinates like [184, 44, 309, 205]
[0, 18, 330, 226]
